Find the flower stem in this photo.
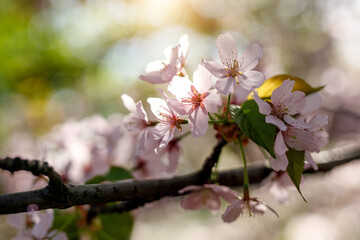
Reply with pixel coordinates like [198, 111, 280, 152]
[224, 94, 232, 123]
[239, 137, 250, 199]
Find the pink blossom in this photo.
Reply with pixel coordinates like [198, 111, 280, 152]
[147, 90, 184, 153]
[253, 79, 308, 131]
[140, 34, 189, 84]
[222, 196, 279, 222]
[7, 208, 68, 240]
[203, 33, 265, 95]
[121, 94, 152, 150]
[261, 171, 298, 203]
[132, 136, 181, 179]
[168, 64, 222, 137]
[270, 114, 329, 171]
[42, 114, 125, 184]
[178, 184, 238, 211]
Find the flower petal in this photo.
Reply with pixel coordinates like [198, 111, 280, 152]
[178, 185, 202, 194]
[121, 94, 137, 112]
[253, 91, 272, 115]
[217, 33, 239, 68]
[222, 199, 244, 223]
[269, 154, 288, 171]
[202, 90, 222, 113]
[300, 93, 322, 115]
[205, 192, 222, 211]
[232, 86, 252, 105]
[271, 79, 295, 110]
[161, 64, 177, 83]
[147, 97, 169, 120]
[193, 64, 212, 93]
[180, 192, 205, 210]
[167, 142, 181, 173]
[239, 70, 265, 90]
[284, 115, 311, 129]
[266, 115, 287, 131]
[283, 127, 316, 152]
[307, 114, 329, 132]
[239, 42, 263, 71]
[154, 123, 175, 153]
[215, 77, 235, 95]
[168, 76, 192, 99]
[305, 151, 318, 170]
[283, 91, 306, 115]
[139, 70, 164, 84]
[189, 107, 209, 137]
[207, 184, 238, 203]
[274, 131, 288, 156]
[164, 46, 179, 65]
[179, 34, 190, 61]
[202, 59, 227, 78]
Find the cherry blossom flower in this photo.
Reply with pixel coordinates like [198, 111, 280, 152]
[178, 184, 238, 211]
[222, 196, 279, 222]
[261, 171, 298, 203]
[7, 208, 68, 240]
[140, 34, 189, 84]
[202, 33, 265, 95]
[132, 136, 181, 179]
[42, 114, 126, 184]
[121, 94, 152, 150]
[168, 64, 222, 137]
[253, 79, 308, 131]
[147, 90, 185, 153]
[269, 114, 329, 171]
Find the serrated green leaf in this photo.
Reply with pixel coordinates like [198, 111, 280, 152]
[98, 212, 134, 240]
[86, 167, 133, 184]
[230, 101, 277, 158]
[286, 148, 306, 202]
[255, 74, 324, 99]
[52, 210, 80, 240]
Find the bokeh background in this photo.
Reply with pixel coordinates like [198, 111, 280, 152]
[1, 0, 360, 239]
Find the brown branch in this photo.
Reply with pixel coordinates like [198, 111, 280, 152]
[0, 144, 359, 215]
[0, 139, 226, 215]
[0, 157, 66, 192]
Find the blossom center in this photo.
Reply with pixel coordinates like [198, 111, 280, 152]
[181, 85, 209, 110]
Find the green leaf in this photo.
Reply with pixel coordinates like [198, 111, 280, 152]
[52, 210, 80, 240]
[286, 148, 306, 202]
[230, 101, 277, 158]
[255, 74, 324, 99]
[98, 212, 134, 240]
[86, 167, 133, 184]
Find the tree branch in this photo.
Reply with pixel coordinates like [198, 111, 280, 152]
[0, 139, 226, 215]
[0, 144, 359, 215]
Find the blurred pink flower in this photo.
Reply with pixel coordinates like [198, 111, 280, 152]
[132, 136, 181, 179]
[168, 64, 222, 137]
[261, 171, 298, 203]
[140, 34, 189, 84]
[203, 33, 265, 95]
[7, 208, 68, 240]
[121, 94, 152, 150]
[42, 114, 126, 184]
[178, 184, 238, 211]
[222, 197, 278, 222]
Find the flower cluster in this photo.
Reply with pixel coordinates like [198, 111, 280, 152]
[118, 32, 329, 221]
[253, 80, 329, 171]
[14, 32, 328, 232]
